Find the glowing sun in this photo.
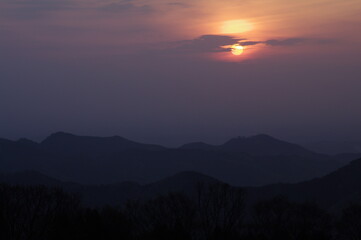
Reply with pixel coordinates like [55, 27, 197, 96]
[231, 44, 244, 55]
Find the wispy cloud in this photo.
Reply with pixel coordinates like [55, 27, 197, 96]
[265, 38, 307, 46]
[2, 0, 74, 9]
[0, 0, 153, 20]
[166, 35, 335, 54]
[167, 2, 192, 8]
[170, 35, 243, 53]
[0, 0, 77, 19]
[239, 38, 332, 47]
[98, 2, 153, 14]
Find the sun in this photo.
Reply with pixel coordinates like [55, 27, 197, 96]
[221, 20, 253, 34]
[231, 44, 244, 55]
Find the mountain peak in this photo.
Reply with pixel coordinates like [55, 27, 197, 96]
[41, 132, 165, 156]
[41, 132, 76, 143]
[178, 134, 316, 157]
[221, 134, 314, 156]
[42, 132, 129, 143]
[50, 131, 75, 137]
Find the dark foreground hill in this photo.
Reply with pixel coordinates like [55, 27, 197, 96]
[0, 132, 359, 186]
[0, 171, 220, 207]
[2, 156, 361, 210]
[3, 169, 361, 240]
[247, 157, 361, 211]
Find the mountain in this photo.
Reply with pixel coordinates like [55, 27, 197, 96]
[248, 157, 361, 211]
[302, 140, 361, 155]
[181, 134, 317, 156]
[0, 137, 52, 172]
[41, 132, 165, 157]
[0, 132, 356, 186]
[219, 134, 316, 156]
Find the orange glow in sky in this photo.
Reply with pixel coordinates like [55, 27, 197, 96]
[1, 0, 359, 60]
[221, 20, 253, 34]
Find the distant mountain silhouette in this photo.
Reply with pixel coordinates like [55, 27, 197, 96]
[220, 134, 316, 156]
[0, 132, 359, 186]
[181, 134, 316, 156]
[41, 132, 165, 157]
[302, 140, 361, 155]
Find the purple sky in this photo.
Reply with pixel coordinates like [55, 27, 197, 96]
[1, 0, 361, 146]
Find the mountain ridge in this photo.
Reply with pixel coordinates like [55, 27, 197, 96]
[180, 134, 317, 156]
[0, 132, 358, 186]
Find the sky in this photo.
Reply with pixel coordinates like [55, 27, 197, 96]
[1, 0, 361, 146]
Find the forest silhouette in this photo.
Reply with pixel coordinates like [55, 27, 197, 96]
[1, 182, 361, 240]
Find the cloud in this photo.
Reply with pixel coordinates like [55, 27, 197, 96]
[236, 38, 308, 47]
[166, 35, 309, 54]
[265, 38, 307, 46]
[3, 0, 73, 9]
[163, 35, 335, 55]
[0, 0, 153, 20]
[0, 0, 76, 19]
[171, 35, 243, 53]
[238, 37, 333, 47]
[167, 2, 192, 8]
[238, 41, 262, 46]
[98, 2, 153, 14]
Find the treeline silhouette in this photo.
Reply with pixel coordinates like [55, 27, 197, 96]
[1, 183, 361, 240]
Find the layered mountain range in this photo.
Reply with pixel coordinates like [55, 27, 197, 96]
[1, 132, 359, 186]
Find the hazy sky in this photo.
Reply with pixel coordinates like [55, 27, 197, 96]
[1, 0, 361, 146]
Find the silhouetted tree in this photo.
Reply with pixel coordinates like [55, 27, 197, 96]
[250, 196, 332, 240]
[337, 204, 361, 240]
[125, 193, 196, 240]
[100, 206, 133, 240]
[196, 182, 246, 240]
[6, 182, 361, 240]
[0, 184, 80, 240]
